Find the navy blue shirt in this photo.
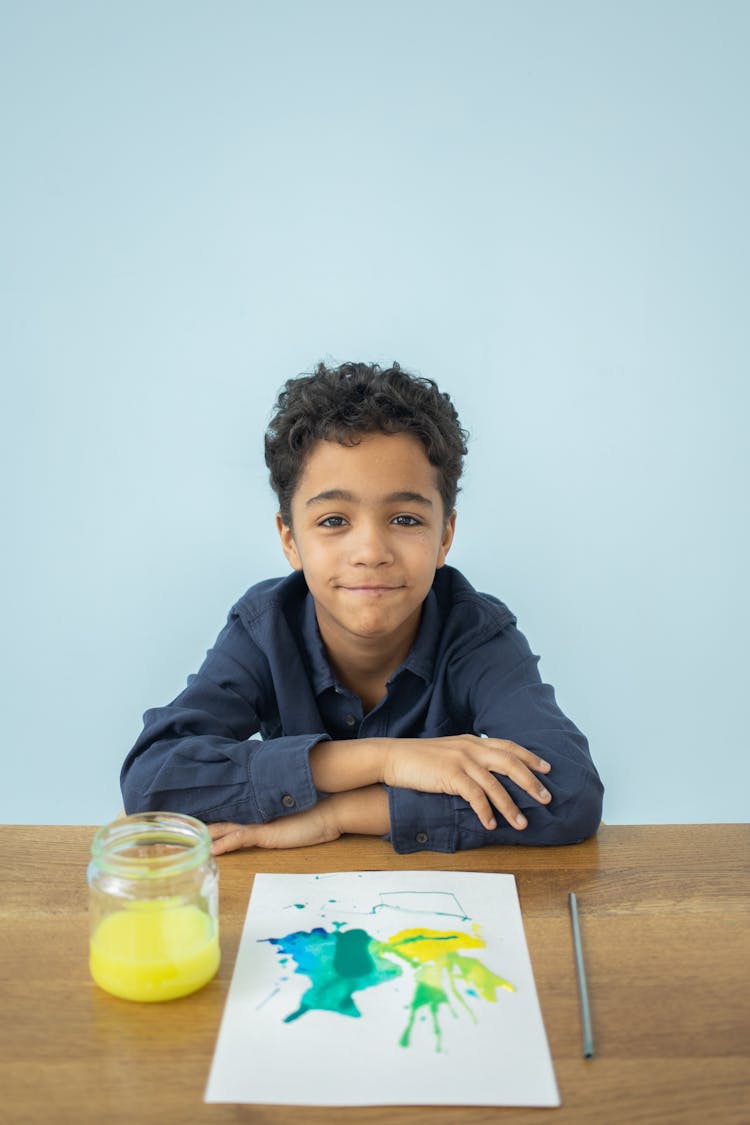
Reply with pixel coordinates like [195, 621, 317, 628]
[121, 566, 603, 853]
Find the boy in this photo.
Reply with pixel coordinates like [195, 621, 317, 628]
[121, 361, 603, 854]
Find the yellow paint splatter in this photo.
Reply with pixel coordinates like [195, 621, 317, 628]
[376, 927, 515, 1050]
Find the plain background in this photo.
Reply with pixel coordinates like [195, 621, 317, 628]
[2, 0, 747, 827]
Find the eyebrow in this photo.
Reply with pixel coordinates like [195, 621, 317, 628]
[305, 489, 434, 508]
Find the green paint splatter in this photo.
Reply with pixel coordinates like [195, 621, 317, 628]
[266, 927, 401, 1022]
[264, 923, 514, 1051]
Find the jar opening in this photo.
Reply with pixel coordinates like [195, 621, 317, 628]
[91, 813, 211, 878]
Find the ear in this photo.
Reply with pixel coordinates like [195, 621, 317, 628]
[436, 510, 457, 568]
[276, 514, 303, 572]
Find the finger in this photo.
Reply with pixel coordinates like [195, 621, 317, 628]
[467, 769, 528, 831]
[210, 826, 256, 856]
[455, 776, 499, 831]
[485, 751, 552, 805]
[207, 822, 241, 840]
[482, 738, 551, 774]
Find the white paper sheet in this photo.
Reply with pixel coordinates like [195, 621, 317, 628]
[205, 870, 559, 1107]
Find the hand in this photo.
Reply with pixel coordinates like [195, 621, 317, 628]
[208, 802, 340, 856]
[381, 735, 552, 832]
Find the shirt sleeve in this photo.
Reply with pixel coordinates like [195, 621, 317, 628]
[120, 616, 329, 824]
[386, 623, 604, 854]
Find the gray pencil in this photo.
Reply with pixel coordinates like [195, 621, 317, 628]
[568, 892, 595, 1059]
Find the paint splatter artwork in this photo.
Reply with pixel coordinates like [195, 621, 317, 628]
[264, 920, 515, 1051]
[205, 872, 559, 1108]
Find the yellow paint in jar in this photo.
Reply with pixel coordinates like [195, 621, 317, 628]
[90, 899, 220, 1002]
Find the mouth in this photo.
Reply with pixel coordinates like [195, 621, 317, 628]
[339, 585, 404, 595]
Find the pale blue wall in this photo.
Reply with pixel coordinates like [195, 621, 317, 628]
[2, 1, 748, 825]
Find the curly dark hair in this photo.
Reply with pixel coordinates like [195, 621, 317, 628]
[265, 361, 469, 526]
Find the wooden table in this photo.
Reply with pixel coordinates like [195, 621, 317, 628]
[1, 824, 748, 1124]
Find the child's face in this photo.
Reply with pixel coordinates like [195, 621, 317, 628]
[277, 431, 455, 660]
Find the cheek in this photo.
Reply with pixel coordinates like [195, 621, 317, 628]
[292, 539, 329, 577]
[410, 538, 446, 576]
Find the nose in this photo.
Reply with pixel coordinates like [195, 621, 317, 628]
[347, 519, 394, 567]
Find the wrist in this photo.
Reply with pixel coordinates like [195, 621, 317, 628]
[375, 738, 391, 785]
[310, 738, 388, 792]
[327, 787, 390, 837]
[317, 795, 345, 839]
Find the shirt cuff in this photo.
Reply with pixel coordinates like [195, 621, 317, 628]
[386, 787, 458, 854]
[247, 734, 328, 821]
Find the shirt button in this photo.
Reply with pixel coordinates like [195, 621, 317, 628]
[281, 794, 296, 808]
[415, 831, 428, 845]
[344, 713, 357, 727]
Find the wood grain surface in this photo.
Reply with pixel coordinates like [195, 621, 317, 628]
[1, 823, 747, 1125]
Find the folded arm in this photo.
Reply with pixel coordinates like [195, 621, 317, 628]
[381, 630, 604, 854]
[205, 733, 559, 856]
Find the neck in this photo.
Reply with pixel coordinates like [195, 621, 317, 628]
[318, 615, 420, 712]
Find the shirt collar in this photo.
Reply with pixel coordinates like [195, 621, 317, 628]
[399, 588, 439, 683]
[301, 592, 337, 696]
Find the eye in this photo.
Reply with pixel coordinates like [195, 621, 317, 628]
[391, 514, 422, 527]
[318, 515, 348, 528]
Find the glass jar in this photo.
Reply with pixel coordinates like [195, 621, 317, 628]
[88, 812, 220, 1002]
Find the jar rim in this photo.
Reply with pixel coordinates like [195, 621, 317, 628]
[91, 812, 211, 877]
